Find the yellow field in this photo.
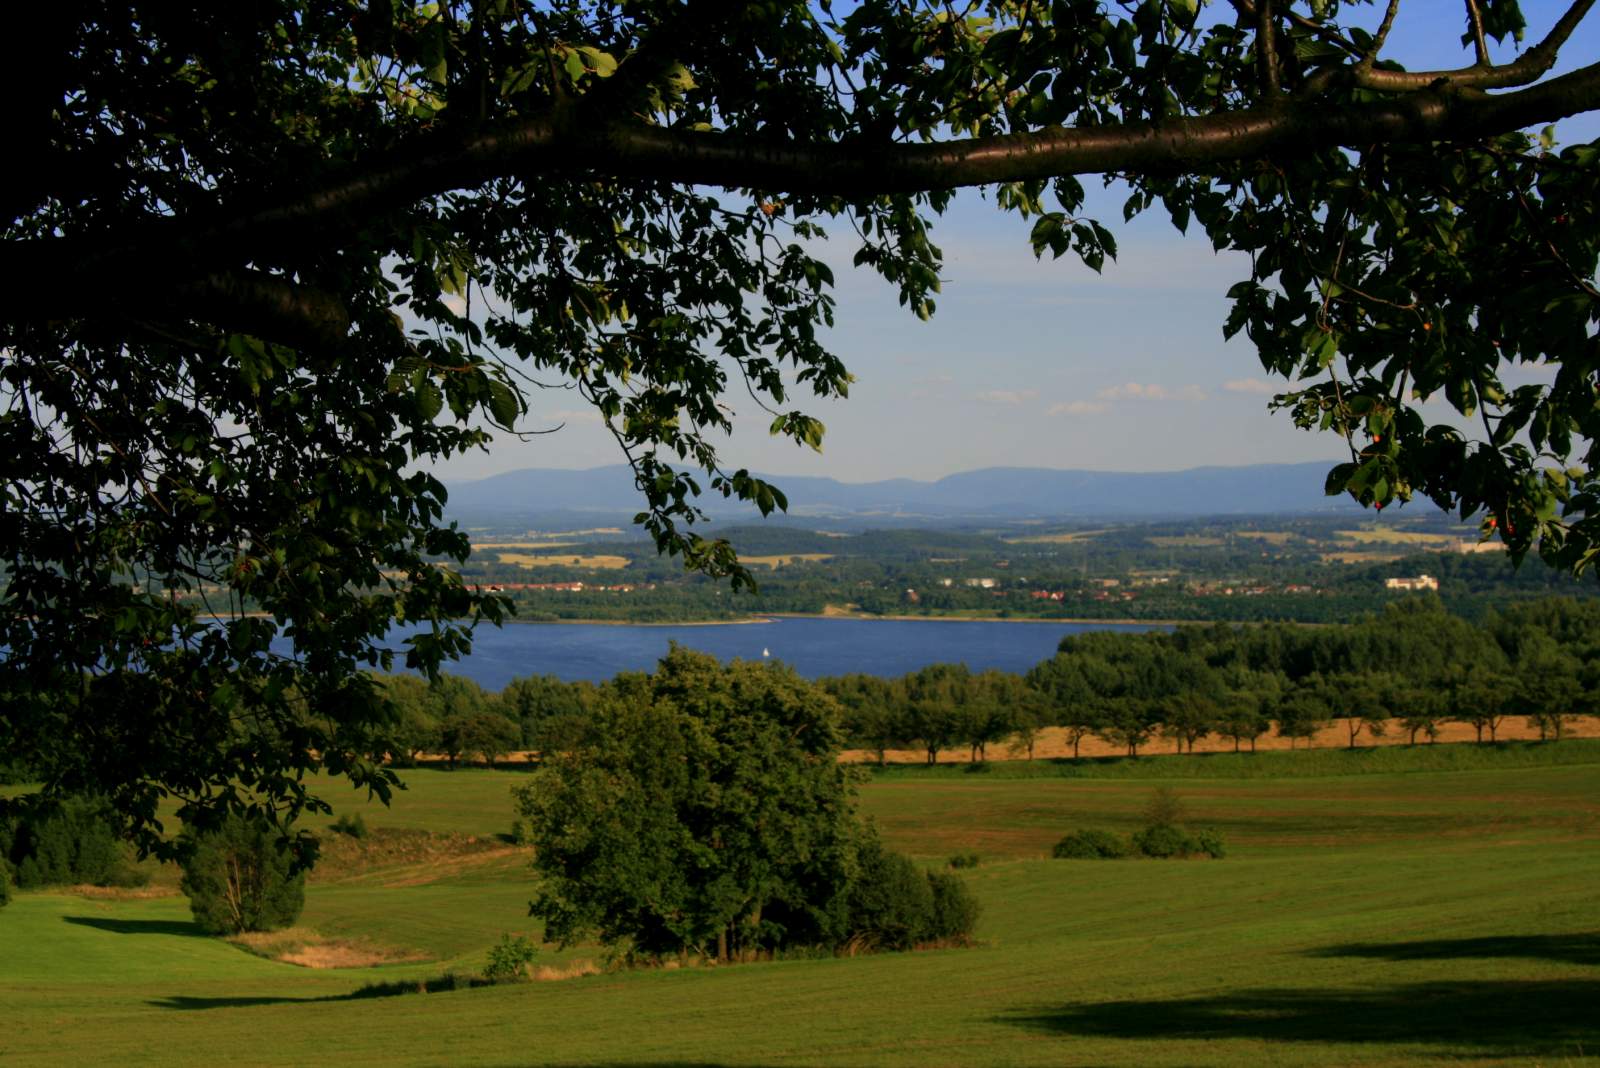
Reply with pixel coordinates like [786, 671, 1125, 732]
[471, 541, 575, 550]
[1234, 530, 1296, 544]
[1002, 529, 1108, 544]
[495, 553, 631, 569]
[841, 714, 1600, 764]
[742, 553, 834, 568]
[1334, 527, 1459, 545]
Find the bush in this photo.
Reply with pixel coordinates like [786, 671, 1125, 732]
[179, 816, 306, 934]
[1191, 827, 1228, 859]
[0, 863, 12, 907]
[329, 813, 368, 840]
[483, 932, 540, 980]
[1131, 823, 1195, 858]
[925, 870, 981, 944]
[1051, 829, 1132, 859]
[947, 852, 980, 869]
[1, 796, 145, 889]
[844, 837, 979, 950]
[1144, 786, 1186, 828]
[846, 837, 934, 951]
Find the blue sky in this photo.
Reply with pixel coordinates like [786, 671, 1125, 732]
[436, 1, 1600, 485]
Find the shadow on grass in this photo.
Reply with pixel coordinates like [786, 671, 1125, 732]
[1309, 934, 1600, 968]
[1004, 980, 1600, 1053]
[149, 995, 322, 1010]
[62, 915, 207, 938]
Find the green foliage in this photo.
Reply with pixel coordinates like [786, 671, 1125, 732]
[1191, 828, 1228, 860]
[9, 0, 1600, 853]
[1130, 823, 1196, 859]
[482, 933, 540, 981]
[0, 797, 144, 890]
[1143, 787, 1186, 829]
[1052, 829, 1133, 860]
[0, 863, 11, 908]
[924, 870, 982, 945]
[179, 817, 306, 935]
[438, 710, 521, 769]
[844, 836, 980, 950]
[844, 837, 934, 952]
[947, 852, 981, 869]
[516, 646, 859, 960]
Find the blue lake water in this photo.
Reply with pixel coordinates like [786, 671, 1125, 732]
[375, 617, 1173, 688]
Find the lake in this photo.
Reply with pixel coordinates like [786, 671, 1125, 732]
[381, 617, 1173, 688]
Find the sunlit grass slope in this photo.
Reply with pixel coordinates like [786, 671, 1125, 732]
[2, 747, 1596, 1067]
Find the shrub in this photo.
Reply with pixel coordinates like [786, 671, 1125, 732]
[1191, 827, 1228, 859]
[947, 852, 980, 869]
[925, 871, 981, 944]
[1051, 829, 1132, 859]
[1, 796, 145, 889]
[0, 864, 12, 908]
[483, 933, 540, 980]
[179, 816, 306, 934]
[844, 837, 979, 950]
[1144, 786, 1186, 828]
[329, 813, 368, 840]
[1131, 823, 1196, 859]
[845, 837, 933, 951]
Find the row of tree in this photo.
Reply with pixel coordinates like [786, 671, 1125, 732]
[828, 597, 1600, 760]
[369, 595, 1600, 768]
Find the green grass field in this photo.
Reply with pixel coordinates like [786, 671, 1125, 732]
[3, 745, 1598, 1066]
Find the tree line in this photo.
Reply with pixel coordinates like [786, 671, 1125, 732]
[368, 595, 1600, 768]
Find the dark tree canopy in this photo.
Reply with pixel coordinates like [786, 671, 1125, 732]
[5, 0, 1600, 850]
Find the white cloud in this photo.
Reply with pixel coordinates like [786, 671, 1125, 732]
[1048, 400, 1110, 417]
[975, 389, 1039, 405]
[1222, 377, 1281, 396]
[1097, 382, 1207, 402]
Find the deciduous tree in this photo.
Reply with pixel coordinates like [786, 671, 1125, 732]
[8, 1, 1600, 848]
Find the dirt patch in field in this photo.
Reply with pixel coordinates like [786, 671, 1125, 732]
[532, 959, 601, 981]
[67, 883, 178, 900]
[231, 928, 426, 969]
[843, 716, 1600, 764]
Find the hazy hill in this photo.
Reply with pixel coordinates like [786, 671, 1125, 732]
[443, 461, 1359, 525]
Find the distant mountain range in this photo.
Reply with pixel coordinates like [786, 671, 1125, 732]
[442, 461, 1360, 526]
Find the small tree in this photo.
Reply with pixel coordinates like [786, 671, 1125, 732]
[439, 711, 521, 768]
[179, 817, 306, 935]
[1096, 698, 1159, 758]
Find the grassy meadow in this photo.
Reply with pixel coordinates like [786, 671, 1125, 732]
[3, 744, 1598, 1066]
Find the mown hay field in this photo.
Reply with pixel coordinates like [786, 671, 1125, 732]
[741, 553, 835, 568]
[493, 553, 631, 569]
[3, 744, 1597, 1066]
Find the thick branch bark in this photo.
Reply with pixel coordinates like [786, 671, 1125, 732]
[7, 54, 1600, 345]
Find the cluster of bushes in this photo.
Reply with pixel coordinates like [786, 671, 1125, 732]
[1053, 825, 1226, 860]
[1052, 789, 1227, 860]
[0, 796, 147, 890]
[844, 838, 981, 952]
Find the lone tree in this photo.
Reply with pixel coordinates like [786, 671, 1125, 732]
[514, 646, 861, 961]
[6, 1, 1600, 849]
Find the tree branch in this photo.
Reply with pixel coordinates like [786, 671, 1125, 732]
[8, 54, 1600, 343]
[1311, 0, 1596, 92]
